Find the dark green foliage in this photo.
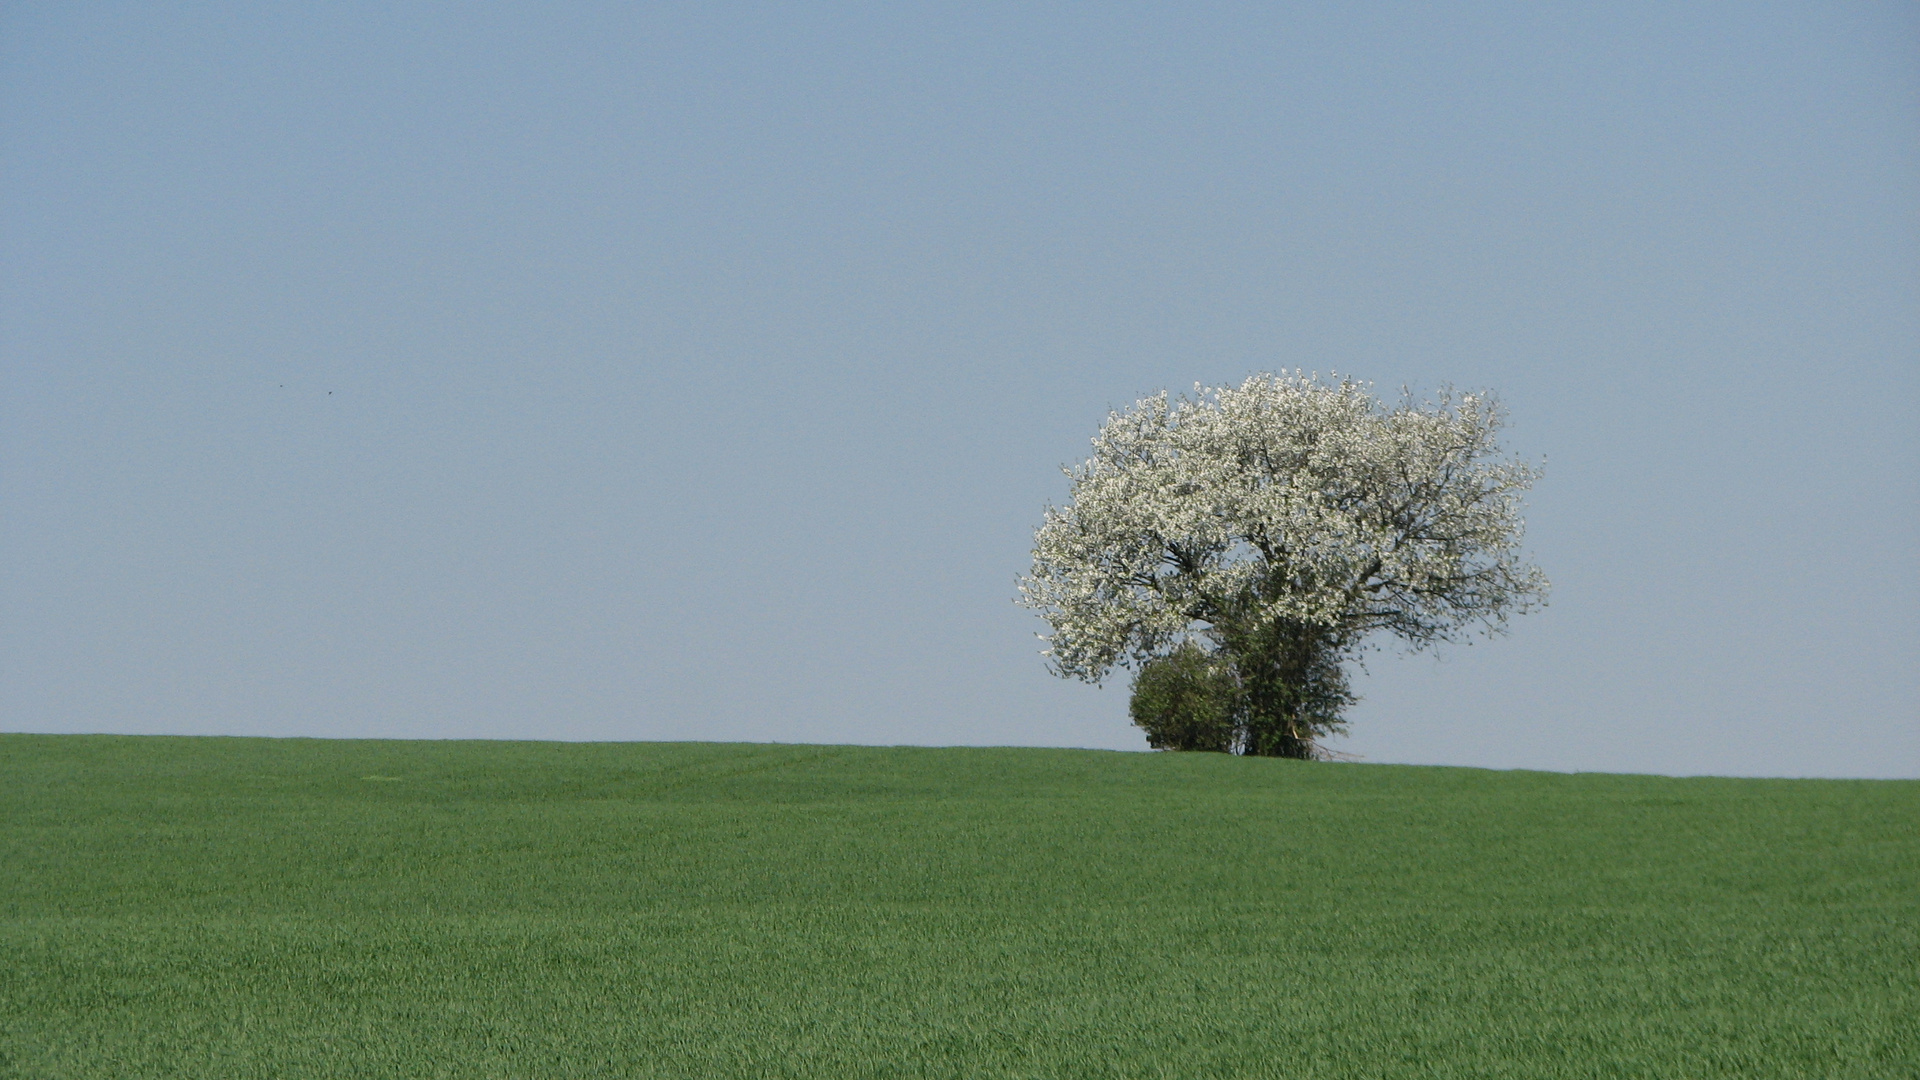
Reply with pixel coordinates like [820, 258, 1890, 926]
[1215, 618, 1356, 758]
[2, 734, 1916, 1079]
[1130, 629, 1354, 757]
[1128, 641, 1238, 751]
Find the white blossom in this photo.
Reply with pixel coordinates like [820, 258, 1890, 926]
[1018, 372, 1549, 683]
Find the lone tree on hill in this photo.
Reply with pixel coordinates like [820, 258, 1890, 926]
[1019, 372, 1548, 758]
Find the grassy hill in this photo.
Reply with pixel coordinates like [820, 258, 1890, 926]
[1, 734, 1914, 1078]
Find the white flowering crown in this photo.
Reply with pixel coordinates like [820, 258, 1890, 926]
[1019, 372, 1548, 683]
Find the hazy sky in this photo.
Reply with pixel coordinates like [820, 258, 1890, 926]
[4, 3, 1915, 777]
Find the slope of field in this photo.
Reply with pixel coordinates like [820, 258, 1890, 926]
[1, 734, 1914, 1078]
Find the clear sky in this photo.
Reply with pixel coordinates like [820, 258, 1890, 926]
[4, 3, 1915, 777]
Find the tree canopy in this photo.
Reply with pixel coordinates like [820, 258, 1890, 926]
[1019, 372, 1548, 757]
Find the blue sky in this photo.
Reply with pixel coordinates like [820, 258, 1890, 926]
[4, 2, 1915, 776]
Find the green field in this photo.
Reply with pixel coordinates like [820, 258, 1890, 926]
[1, 735, 1914, 1078]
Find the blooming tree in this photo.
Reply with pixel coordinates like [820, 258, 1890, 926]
[1018, 372, 1548, 758]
